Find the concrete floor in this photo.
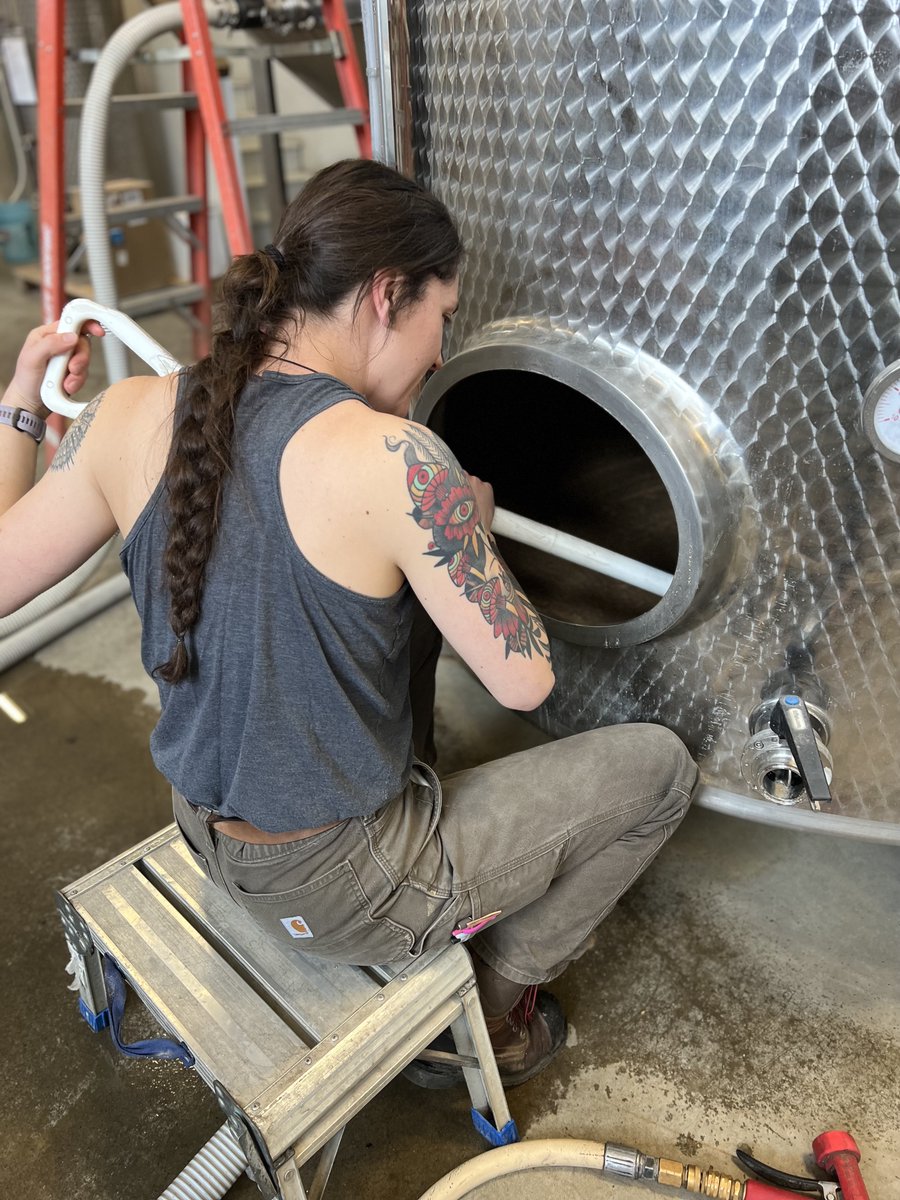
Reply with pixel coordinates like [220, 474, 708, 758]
[1, 277, 899, 1198]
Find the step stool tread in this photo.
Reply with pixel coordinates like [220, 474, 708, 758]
[73, 866, 307, 1103]
[143, 834, 380, 1039]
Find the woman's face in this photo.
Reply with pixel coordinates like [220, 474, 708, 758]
[368, 275, 460, 416]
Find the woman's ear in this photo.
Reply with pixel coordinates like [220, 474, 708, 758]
[370, 270, 403, 327]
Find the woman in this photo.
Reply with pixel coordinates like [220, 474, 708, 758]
[0, 159, 697, 1087]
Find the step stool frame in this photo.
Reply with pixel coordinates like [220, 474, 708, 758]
[57, 824, 515, 1200]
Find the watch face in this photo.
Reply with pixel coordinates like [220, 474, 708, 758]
[861, 363, 900, 464]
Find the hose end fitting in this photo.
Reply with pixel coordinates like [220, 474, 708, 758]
[602, 1143, 658, 1182]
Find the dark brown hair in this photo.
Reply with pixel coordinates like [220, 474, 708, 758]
[155, 158, 462, 683]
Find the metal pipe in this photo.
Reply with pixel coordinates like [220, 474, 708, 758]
[492, 506, 673, 597]
[361, 0, 396, 165]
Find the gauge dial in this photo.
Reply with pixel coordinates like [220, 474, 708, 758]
[862, 363, 900, 463]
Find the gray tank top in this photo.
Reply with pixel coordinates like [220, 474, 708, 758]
[120, 370, 415, 831]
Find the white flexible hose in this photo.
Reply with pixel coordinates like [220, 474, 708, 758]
[0, 61, 28, 204]
[153, 1133, 622, 1200]
[418, 1140, 610, 1200]
[158, 1123, 247, 1200]
[78, 2, 188, 383]
[0, 573, 130, 675]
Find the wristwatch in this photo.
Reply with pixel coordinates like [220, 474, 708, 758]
[0, 404, 47, 444]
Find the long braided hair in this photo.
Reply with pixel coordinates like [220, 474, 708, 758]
[155, 158, 463, 684]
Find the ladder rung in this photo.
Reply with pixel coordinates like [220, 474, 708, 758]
[246, 37, 338, 61]
[64, 195, 204, 234]
[65, 92, 198, 115]
[11, 270, 206, 318]
[69, 38, 338, 66]
[227, 109, 365, 136]
[118, 283, 208, 319]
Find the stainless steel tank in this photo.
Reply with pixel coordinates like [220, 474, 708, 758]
[389, 1, 900, 839]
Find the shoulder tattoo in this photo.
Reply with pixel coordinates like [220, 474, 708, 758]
[386, 424, 551, 661]
[50, 391, 106, 472]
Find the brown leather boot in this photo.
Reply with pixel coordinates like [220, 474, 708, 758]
[482, 984, 567, 1087]
[472, 956, 567, 1086]
[402, 957, 567, 1089]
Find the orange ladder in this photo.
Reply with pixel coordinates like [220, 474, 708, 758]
[180, 0, 372, 253]
[36, 1, 370, 451]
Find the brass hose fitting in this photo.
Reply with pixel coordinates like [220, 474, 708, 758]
[659, 1158, 744, 1198]
[658, 1159, 687, 1188]
[696, 1168, 745, 1199]
[602, 1143, 746, 1198]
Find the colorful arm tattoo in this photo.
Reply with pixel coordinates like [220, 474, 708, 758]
[49, 391, 105, 472]
[387, 424, 551, 661]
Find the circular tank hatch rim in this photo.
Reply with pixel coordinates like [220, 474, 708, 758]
[416, 322, 748, 648]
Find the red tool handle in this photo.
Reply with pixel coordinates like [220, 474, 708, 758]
[812, 1131, 870, 1200]
[745, 1181, 802, 1200]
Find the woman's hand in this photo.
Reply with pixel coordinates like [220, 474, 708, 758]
[3, 319, 105, 418]
[467, 472, 495, 529]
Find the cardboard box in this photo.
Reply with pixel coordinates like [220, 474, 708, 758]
[68, 179, 175, 297]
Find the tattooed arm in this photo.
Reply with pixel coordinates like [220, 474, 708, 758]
[0, 325, 116, 616]
[0, 321, 99, 515]
[384, 421, 554, 710]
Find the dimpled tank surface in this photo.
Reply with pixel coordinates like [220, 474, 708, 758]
[407, 1, 900, 834]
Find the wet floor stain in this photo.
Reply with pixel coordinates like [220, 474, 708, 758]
[1, 660, 222, 1200]
[547, 877, 900, 1138]
[676, 1132, 703, 1158]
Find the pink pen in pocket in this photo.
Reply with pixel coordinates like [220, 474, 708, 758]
[451, 910, 502, 942]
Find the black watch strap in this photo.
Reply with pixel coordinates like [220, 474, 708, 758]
[0, 404, 47, 444]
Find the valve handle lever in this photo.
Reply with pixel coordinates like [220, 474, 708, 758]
[769, 695, 832, 810]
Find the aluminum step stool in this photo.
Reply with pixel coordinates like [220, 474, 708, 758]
[56, 824, 516, 1200]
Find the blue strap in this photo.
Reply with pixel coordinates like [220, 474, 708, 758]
[102, 958, 195, 1068]
[470, 1108, 519, 1146]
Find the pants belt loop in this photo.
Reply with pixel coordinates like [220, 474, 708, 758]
[412, 759, 443, 843]
[203, 818, 230, 892]
[184, 801, 229, 892]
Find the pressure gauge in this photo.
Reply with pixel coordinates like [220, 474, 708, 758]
[861, 362, 900, 464]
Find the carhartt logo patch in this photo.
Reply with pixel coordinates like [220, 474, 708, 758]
[281, 915, 314, 939]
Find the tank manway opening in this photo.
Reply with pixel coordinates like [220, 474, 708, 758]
[426, 369, 679, 641]
[417, 327, 744, 648]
